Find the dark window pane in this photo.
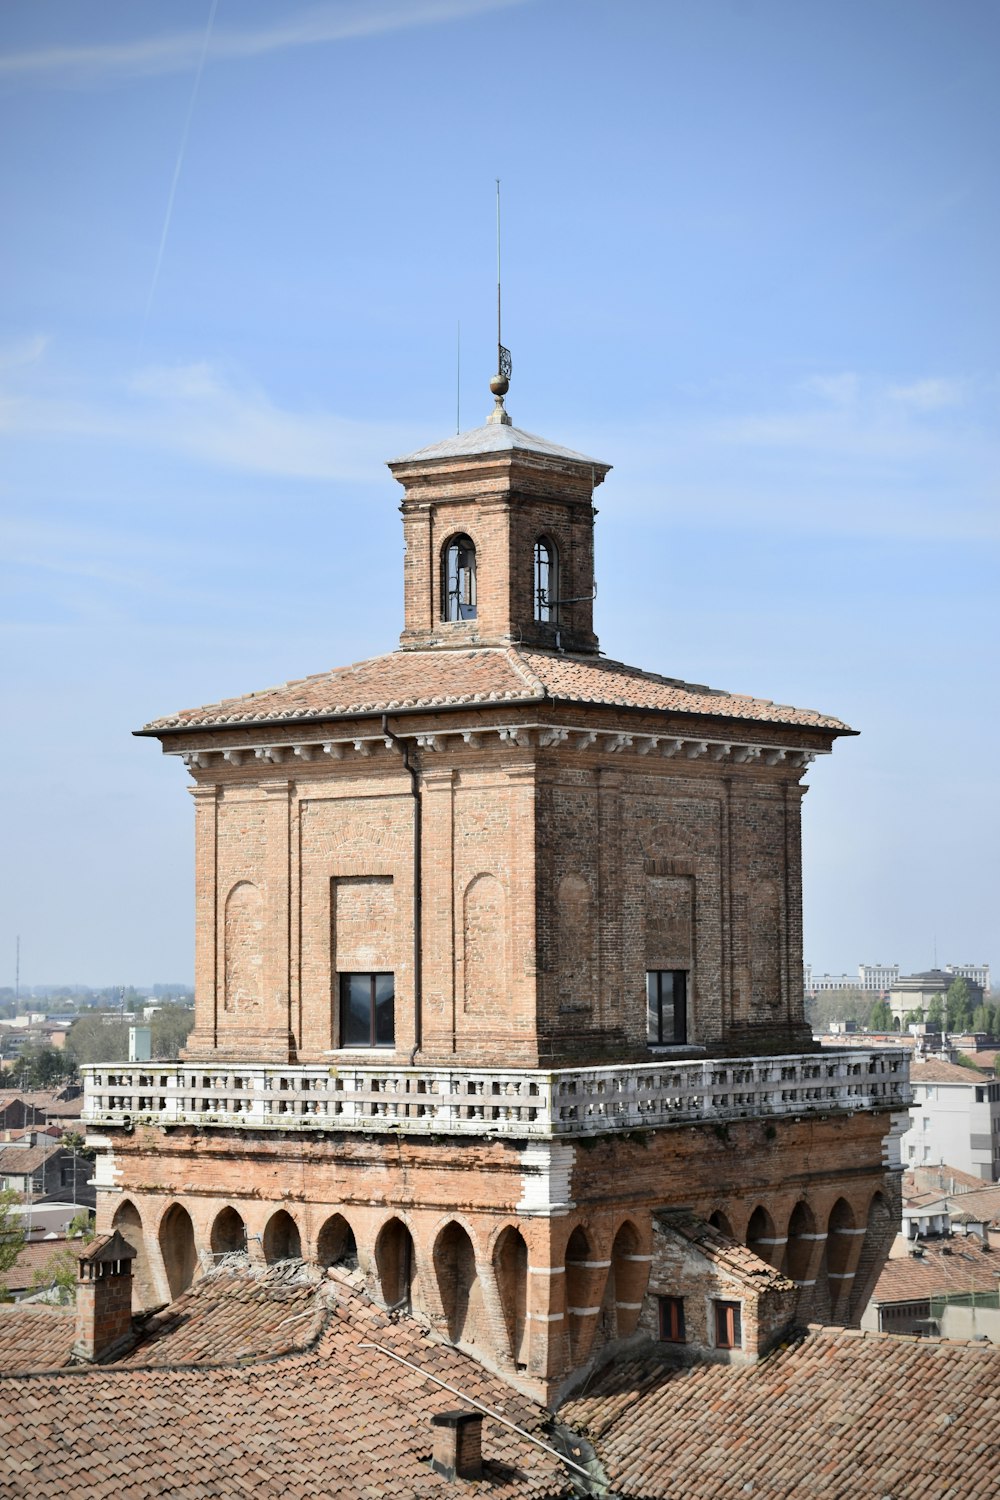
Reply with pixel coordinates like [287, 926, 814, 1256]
[647, 970, 688, 1046]
[342, 975, 372, 1047]
[374, 974, 395, 1047]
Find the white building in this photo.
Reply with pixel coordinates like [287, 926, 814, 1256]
[901, 1058, 1000, 1182]
[946, 962, 992, 994]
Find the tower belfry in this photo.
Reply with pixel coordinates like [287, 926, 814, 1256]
[83, 371, 908, 1405]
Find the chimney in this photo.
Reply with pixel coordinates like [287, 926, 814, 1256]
[72, 1229, 137, 1363]
[430, 1411, 484, 1482]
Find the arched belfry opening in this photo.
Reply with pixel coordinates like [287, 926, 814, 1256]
[210, 1206, 247, 1258]
[376, 1218, 416, 1313]
[533, 536, 557, 622]
[442, 534, 477, 621]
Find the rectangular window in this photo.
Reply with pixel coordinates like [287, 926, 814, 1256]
[658, 1296, 686, 1343]
[647, 970, 688, 1046]
[339, 973, 395, 1048]
[714, 1300, 742, 1349]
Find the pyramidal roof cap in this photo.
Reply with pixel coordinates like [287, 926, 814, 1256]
[390, 419, 609, 471]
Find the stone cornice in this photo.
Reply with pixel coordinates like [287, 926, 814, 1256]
[175, 720, 819, 773]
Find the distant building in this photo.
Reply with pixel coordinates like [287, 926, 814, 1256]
[901, 1059, 1000, 1182]
[889, 969, 985, 1027]
[945, 962, 991, 993]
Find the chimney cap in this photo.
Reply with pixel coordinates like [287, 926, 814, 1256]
[78, 1229, 137, 1266]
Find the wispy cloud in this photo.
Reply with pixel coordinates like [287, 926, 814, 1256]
[887, 378, 966, 411]
[0, 0, 530, 84]
[0, 334, 49, 370]
[590, 371, 999, 543]
[0, 354, 423, 482]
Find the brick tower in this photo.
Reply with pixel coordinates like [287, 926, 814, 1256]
[84, 376, 909, 1404]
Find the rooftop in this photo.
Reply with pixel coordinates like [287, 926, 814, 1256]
[871, 1241, 1000, 1305]
[560, 1325, 1000, 1499]
[140, 645, 852, 736]
[389, 418, 608, 469]
[910, 1058, 990, 1086]
[0, 1268, 568, 1498]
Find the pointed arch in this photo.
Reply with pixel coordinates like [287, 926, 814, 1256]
[262, 1209, 301, 1264]
[493, 1226, 529, 1369]
[317, 1213, 358, 1271]
[608, 1219, 646, 1340]
[826, 1197, 856, 1313]
[210, 1205, 247, 1257]
[112, 1198, 155, 1310]
[158, 1202, 197, 1301]
[565, 1225, 602, 1366]
[434, 1221, 485, 1347]
[747, 1205, 780, 1267]
[376, 1217, 415, 1312]
[709, 1209, 734, 1238]
[786, 1201, 818, 1284]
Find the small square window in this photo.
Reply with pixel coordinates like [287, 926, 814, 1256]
[714, 1300, 742, 1350]
[658, 1295, 685, 1343]
[339, 973, 395, 1048]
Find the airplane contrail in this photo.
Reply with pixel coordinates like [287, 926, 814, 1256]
[142, 0, 219, 334]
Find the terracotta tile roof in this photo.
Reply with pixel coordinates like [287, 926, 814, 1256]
[0, 1305, 74, 1373]
[561, 1325, 1000, 1499]
[117, 1262, 327, 1366]
[0, 1274, 568, 1497]
[655, 1211, 794, 1291]
[910, 1058, 990, 1085]
[1, 1236, 77, 1297]
[905, 1164, 988, 1197]
[141, 647, 851, 736]
[0, 1139, 63, 1176]
[871, 1242, 1000, 1305]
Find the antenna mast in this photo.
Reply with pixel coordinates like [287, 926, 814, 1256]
[488, 178, 512, 425]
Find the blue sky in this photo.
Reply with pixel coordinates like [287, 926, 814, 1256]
[1, 0, 996, 988]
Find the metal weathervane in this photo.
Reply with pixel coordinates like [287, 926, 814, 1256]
[489, 179, 512, 424]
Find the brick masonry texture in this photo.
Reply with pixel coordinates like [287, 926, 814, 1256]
[100, 411, 899, 1402]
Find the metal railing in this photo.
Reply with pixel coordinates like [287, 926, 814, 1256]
[81, 1049, 909, 1140]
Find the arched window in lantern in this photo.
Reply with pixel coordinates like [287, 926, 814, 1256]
[533, 537, 557, 623]
[442, 534, 477, 621]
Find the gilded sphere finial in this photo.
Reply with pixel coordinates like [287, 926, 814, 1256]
[489, 372, 509, 397]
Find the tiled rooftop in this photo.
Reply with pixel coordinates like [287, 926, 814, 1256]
[871, 1241, 1000, 1305]
[0, 1139, 64, 1176]
[560, 1325, 1000, 1499]
[0, 1236, 76, 1298]
[141, 646, 851, 735]
[0, 1270, 568, 1497]
[910, 1058, 990, 1086]
[0, 1304, 74, 1374]
[117, 1262, 328, 1366]
[655, 1210, 794, 1292]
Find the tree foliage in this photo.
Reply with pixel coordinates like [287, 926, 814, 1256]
[66, 1005, 194, 1066]
[0, 1188, 26, 1297]
[30, 1211, 95, 1305]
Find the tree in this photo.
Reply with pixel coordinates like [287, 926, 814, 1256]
[0, 1188, 26, 1298]
[902, 1010, 923, 1030]
[867, 999, 892, 1031]
[947, 978, 973, 1033]
[15, 1043, 74, 1090]
[150, 1004, 195, 1059]
[926, 995, 945, 1028]
[30, 1211, 95, 1306]
[65, 1011, 130, 1067]
[972, 1004, 991, 1036]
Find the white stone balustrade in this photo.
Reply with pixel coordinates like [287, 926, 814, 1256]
[81, 1050, 909, 1139]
